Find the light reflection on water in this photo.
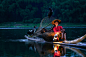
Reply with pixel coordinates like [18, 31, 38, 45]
[0, 27, 86, 57]
[0, 39, 86, 57]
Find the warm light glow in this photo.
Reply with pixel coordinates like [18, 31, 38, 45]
[54, 44, 60, 46]
[56, 32, 59, 35]
[54, 44, 60, 51]
[53, 42, 62, 43]
[54, 46, 57, 51]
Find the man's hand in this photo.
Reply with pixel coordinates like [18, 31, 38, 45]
[61, 29, 65, 32]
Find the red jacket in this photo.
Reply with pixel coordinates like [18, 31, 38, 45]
[53, 26, 63, 32]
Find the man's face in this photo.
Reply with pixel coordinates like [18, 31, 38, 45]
[55, 22, 58, 26]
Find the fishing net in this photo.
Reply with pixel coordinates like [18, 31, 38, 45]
[36, 16, 55, 33]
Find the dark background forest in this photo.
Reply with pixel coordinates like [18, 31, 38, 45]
[0, 0, 86, 26]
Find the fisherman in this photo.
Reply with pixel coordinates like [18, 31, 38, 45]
[52, 19, 66, 41]
[33, 26, 36, 33]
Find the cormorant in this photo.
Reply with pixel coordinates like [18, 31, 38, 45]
[48, 8, 53, 18]
[27, 26, 36, 35]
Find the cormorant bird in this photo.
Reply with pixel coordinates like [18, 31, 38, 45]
[48, 8, 53, 18]
[27, 26, 36, 35]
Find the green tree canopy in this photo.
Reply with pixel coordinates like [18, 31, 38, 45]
[0, 0, 86, 23]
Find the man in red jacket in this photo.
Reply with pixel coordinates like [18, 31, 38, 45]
[52, 19, 66, 41]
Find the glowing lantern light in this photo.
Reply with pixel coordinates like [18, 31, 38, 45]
[56, 32, 59, 35]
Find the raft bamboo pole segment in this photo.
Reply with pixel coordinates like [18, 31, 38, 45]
[64, 34, 86, 44]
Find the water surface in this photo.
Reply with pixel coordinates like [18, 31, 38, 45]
[0, 27, 86, 57]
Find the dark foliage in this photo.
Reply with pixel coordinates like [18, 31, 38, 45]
[0, 0, 86, 23]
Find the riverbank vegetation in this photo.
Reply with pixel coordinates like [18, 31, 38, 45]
[0, 22, 86, 28]
[0, 0, 86, 27]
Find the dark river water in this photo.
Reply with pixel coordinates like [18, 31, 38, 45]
[0, 28, 86, 57]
